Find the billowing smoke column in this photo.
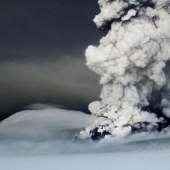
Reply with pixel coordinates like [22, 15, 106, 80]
[76, 0, 170, 141]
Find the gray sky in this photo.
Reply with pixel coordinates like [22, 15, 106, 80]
[0, 0, 103, 120]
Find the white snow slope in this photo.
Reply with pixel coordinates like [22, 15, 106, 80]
[0, 106, 170, 170]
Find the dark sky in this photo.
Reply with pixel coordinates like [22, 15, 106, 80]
[0, 0, 102, 58]
[0, 0, 103, 120]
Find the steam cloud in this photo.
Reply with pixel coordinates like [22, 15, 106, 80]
[76, 0, 170, 140]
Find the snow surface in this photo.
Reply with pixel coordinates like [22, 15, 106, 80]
[1, 150, 170, 170]
[0, 106, 170, 169]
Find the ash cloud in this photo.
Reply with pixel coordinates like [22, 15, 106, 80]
[76, 0, 170, 140]
[0, 55, 101, 121]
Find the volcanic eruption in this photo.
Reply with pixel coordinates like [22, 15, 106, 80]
[75, 0, 170, 141]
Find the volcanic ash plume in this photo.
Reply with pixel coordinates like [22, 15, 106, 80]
[75, 0, 170, 140]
